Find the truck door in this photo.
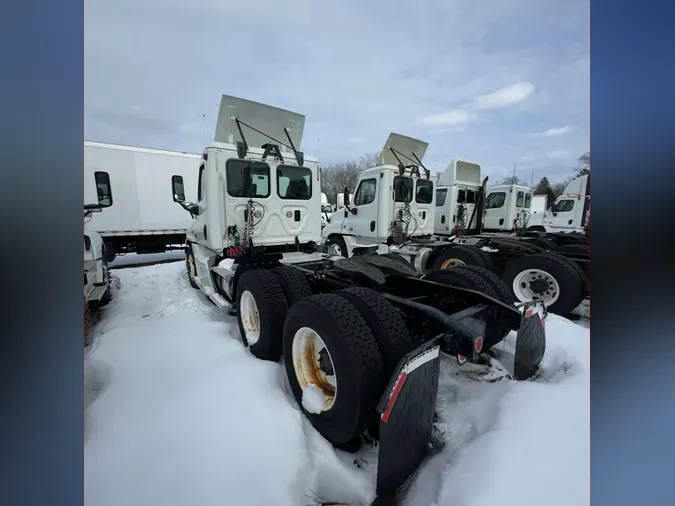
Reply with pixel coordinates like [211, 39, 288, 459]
[346, 176, 380, 238]
[190, 163, 209, 244]
[434, 188, 450, 233]
[414, 179, 434, 234]
[544, 197, 578, 231]
[483, 191, 507, 229]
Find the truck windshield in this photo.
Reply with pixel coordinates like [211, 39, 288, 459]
[393, 176, 413, 203]
[226, 160, 270, 198]
[416, 179, 434, 204]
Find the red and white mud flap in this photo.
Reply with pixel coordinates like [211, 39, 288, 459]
[373, 337, 442, 505]
[513, 300, 547, 381]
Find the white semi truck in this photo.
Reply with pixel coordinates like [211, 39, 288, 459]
[321, 134, 589, 316]
[170, 95, 548, 502]
[84, 141, 201, 261]
[84, 173, 114, 345]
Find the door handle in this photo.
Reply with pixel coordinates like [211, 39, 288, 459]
[568, 219, 572, 225]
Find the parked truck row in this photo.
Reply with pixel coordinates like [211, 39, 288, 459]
[321, 133, 589, 316]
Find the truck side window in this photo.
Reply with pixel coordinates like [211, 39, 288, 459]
[393, 176, 413, 203]
[277, 165, 312, 200]
[226, 160, 270, 198]
[516, 191, 524, 207]
[466, 190, 476, 204]
[457, 189, 466, 203]
[197, 165, 205, 201]
[485, 192, 506, 209]
[524, 193, 532, 208]
[416, 179, 434, 204]
[354, 178, 377, 206]
[553, 199, 574, 212]
[436, 189, 447, 206]
[94, 171, 112, 207]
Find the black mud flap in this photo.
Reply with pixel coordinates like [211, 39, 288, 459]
[373, 338, 441, 505]
[513, 300, 547, 381]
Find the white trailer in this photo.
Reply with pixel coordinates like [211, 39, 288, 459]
[84, 141, 201, 260]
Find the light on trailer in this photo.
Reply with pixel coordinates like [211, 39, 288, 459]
[474, 336, 484, 353]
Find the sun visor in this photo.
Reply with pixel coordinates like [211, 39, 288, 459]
[378, 132, 429, 167]
[213, 95, 306, 152]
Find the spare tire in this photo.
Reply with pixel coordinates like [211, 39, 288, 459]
[501, 253, 584, 315]
[283, 293, 384, 445]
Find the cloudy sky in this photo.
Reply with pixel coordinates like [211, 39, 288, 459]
[85, 0, 589, 184]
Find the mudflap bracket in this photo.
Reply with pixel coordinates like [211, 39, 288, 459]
[373, 337, 442, 505]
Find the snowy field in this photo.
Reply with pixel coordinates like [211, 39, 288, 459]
[86, 260, 589, 506]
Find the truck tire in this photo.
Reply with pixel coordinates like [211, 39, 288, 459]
[99, 258, 113, 307]
[431, 245, 490, 272]
[236, 269, 289, 362]
[523, 237, 558, 251]
[185, 248, 199, 289]
[283, 293, 384, 445]
[272, 265, 313, 305]
[539, 252, 589, 297]
[424, 268, 509, 348]
[335, 287, 416, 377]
[555, 244, 589, 256]
[455, 265, 514, 306]
[502, 253, 584, 315]
[380, 252, 412, 267]
[326, 235, 349, 258]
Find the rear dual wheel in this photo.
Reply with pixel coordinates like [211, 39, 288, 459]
[431, 244, 495, 273]
[502, 252, 585, 315]
[424, 265, 513, 349]
[235, 268, 416, 446]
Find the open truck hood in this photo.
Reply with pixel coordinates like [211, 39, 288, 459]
[378, 132, 429, 167]
[214, 95, 306, 153]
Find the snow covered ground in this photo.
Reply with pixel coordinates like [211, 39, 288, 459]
[85, 261, 589, 506]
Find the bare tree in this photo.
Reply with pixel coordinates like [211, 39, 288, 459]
[498, 175, 525, 186]
[320, 152, 380, 205]
[576, 152, 590, 177]
[552, 176, 573, 198]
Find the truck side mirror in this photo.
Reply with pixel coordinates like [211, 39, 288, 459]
[344, 187, 351, 207]
[172, 176, 186, 202]
[94, 172, 113, 207]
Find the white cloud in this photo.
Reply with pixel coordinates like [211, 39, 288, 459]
[85, 0, 589, 180]
[417, 109, 474, 127]
[468, 82, 536, 111]
[531, 125, 574, 138]
[546, 149, 572, 160]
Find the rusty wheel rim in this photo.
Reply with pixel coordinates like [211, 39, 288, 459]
[291, 327, 337, 412]
[440, 258, 466, 270]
